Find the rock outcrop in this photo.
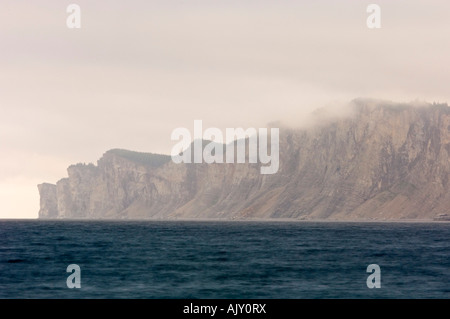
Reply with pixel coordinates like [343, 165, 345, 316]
[38, 99, 450, 220]
[37, 183, 58, 218]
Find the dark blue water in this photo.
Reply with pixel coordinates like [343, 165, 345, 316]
[0, 220, 448, 299]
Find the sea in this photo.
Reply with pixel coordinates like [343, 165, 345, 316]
[0, 220, 448, 299]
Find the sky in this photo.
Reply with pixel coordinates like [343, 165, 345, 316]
[0, 0, 449, 218]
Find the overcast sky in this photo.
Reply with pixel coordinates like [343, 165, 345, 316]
[1, 0, 449, 218]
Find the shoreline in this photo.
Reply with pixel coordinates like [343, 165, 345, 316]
[2, 217, 449, 224]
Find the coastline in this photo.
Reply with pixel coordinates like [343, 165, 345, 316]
[3, 217, 449, 224]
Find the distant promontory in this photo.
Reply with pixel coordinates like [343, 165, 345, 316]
[38, 99, 450, 221]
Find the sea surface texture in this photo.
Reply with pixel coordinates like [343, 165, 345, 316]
[0, 221, 448, 298]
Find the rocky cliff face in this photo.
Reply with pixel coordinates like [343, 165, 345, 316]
[38, 99, 450, 220]
[37, 183, 58, 218]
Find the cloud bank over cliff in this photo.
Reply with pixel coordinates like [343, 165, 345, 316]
[1, 1, 450, 217]
[39, 100, 450, 221]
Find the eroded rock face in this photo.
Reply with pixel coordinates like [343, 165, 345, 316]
[38, 100, 450, 220]
[37, 183, 57, 219]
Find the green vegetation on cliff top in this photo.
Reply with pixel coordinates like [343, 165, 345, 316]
[107, 149, 171, 167]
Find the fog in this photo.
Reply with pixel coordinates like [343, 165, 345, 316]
[0, 0, 449, 217]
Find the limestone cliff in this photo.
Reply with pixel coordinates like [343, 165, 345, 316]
[37, 183, 58, 218]
[38, 99, 450, 220]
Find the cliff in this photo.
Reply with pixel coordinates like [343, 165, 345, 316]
[38, 99, 450, 220]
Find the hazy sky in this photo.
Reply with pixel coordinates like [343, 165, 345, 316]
[1, 0, 449, 218]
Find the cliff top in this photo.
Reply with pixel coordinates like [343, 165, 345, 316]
[103, 149, 171, 168]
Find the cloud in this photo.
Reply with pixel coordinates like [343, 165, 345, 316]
[0, 0, 449, 217]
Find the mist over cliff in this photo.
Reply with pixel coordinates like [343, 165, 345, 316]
[38, 99, 450, 221]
